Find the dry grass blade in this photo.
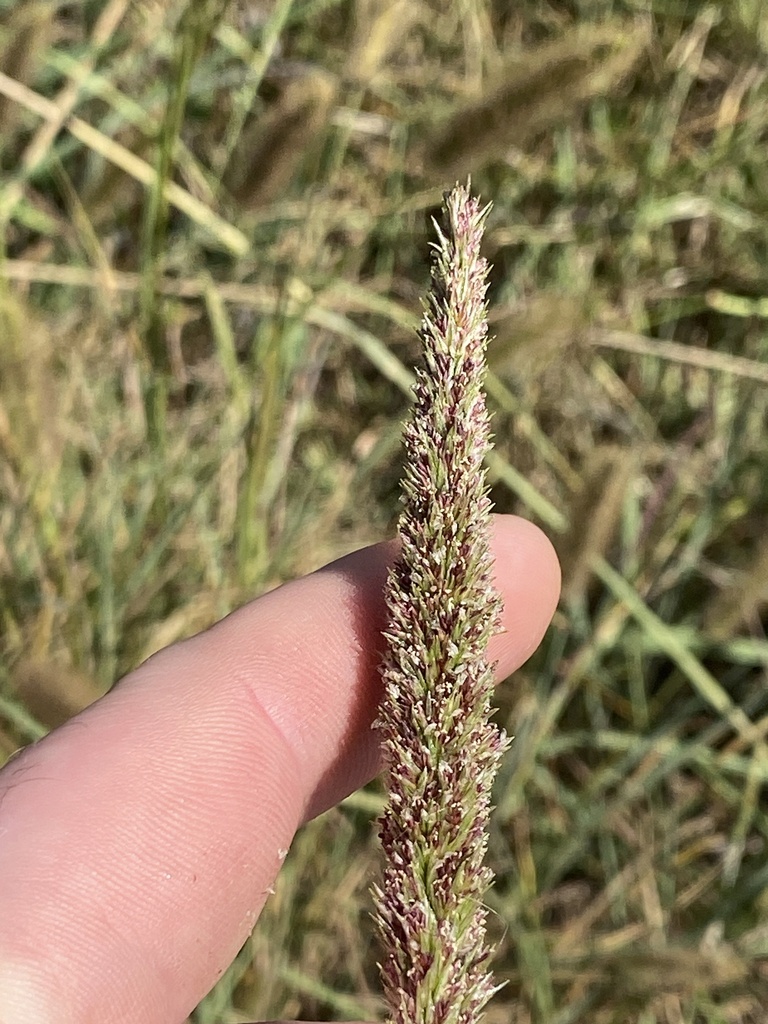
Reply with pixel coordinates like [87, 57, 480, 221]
[0, 71, 248, 254]
[20, 0, 132, 176]
[591, 327, 768, 385]
[0, 257, 270, 303]
[0, 0, 54, 142]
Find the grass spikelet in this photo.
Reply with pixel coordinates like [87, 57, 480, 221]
[557, 445, 638, 604]
[347, 0, 417, 84]
[488, 292, 590, 382]
[372, 183, 508, 1024]
[0, 291, 60, 476]
[9, 660, 102, 731]
[224, 71, 337, 210]
[705, 533, 768, 641]
[420, 23, 648, 180]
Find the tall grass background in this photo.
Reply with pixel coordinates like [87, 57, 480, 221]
[1, 1, 768, 1020]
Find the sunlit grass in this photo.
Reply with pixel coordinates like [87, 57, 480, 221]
[2, 1, 768, 1020]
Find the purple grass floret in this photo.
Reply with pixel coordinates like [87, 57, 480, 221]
[372, 183, 508, 1024]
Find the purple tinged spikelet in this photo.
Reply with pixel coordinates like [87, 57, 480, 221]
[372, 184, 508, 1024]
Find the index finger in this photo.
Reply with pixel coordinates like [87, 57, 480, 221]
[0, 515, 560, 1024]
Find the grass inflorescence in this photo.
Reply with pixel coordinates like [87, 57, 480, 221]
[374, 185, 505, 1024]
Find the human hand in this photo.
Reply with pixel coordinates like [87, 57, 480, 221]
[0, 515, 560, 1024]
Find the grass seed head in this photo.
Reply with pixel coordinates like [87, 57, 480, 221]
[373, 183, 508, 1024]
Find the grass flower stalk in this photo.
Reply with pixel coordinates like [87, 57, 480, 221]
[373, 183, 508, 1024]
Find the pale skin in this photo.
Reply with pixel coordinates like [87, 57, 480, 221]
[0, 515, 560, 1024]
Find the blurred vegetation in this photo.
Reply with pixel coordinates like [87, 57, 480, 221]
[2, 0, 768, 1020]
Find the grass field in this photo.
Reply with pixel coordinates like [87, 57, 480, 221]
[2, 1, 768, 1021]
